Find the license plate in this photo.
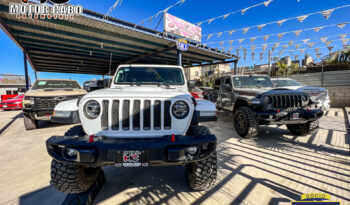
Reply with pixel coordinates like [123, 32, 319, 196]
[291, 113, 300, 120]
[3, 105, 7, 108]
[116, 150, 149, 167]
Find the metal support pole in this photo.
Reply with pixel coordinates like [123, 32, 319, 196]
[234, 60, 238, 75]
[23, 51, 29, 91]
[177, 49, 182, 66]
[34, 71, 37, 80]
[268, 49, 272, 77]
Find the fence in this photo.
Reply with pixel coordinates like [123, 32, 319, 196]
[288, 70, 350, 87]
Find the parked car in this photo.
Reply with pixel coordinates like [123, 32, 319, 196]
[46, 65, 218, 194]
[83, 80, 93, 92]
[205, 75, 324, 138]
[271, 78, 330, 111]
[22, 79, 87, 130]
[51, 99, 80, 124]
[189, 87, 204, 99]
[83, 79, 111, 92]
[0, 94, 23, 110]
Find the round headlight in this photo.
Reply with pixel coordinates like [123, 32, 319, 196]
[172, 100, 189, 119]
[84, 100, 101, 119]
[263, 96, 272, 104]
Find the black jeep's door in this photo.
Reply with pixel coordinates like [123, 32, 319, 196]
[219, 77, 234, 111]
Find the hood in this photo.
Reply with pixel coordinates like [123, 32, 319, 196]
[83, 86, 190, 99]
[234, 87, 276, 97]
[25, 89, 87, 97]
[296, 86, 327, 96]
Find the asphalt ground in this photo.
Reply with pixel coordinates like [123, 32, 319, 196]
[0, 108, 349, 205]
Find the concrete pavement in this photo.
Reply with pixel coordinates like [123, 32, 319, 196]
[0, 108, 349, 205]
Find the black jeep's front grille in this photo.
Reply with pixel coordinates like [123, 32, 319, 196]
[271, 94, 303, 109]
[101, 99, 172, 131]
[34, 95, 80, 109]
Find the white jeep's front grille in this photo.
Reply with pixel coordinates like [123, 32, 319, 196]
[100, 99, 172, 132]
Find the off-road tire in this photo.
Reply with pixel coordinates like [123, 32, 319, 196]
[286, 120, 319, 136]
[23, 114, 38, 130]
[186, 125, 217, 191]
[186, 152, 217, 191]
[51, 160, 101, 194]
[233, 106, 258, 139]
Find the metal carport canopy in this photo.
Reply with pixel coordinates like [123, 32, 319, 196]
[0, 0, 237, 76]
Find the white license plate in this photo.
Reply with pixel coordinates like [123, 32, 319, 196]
[3, 105, 7, 108]
[291, 113, 300, 120]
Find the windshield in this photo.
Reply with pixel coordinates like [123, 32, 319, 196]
[232, 76, 274, 88]
[32, 80, 81, 90]
[114, 67, 184, 85]
[273, 79, 302, 87]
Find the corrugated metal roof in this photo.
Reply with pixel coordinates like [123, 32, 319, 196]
[0, 0, 237, 75]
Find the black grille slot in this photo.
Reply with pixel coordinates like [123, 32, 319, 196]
[164, 100, 171, 130]
[101, 100, 109, 130]
[271, 94, 304, 109]
[111, 100, 119, 130]
[143, 100, 151, 130]
[122, 100, 130, 130]
[133, 100, 141, 130]
[154, 100, 161, 130]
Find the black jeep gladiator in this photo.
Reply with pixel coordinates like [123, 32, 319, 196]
[203, 75, 324, 138]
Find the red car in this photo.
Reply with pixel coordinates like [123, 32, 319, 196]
[0, 95, 24, 110]
[189, 87, 204, 99]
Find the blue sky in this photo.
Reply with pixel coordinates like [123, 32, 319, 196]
[1, 0, 349, 85]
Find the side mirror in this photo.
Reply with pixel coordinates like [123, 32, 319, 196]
[188, 80, 195, 89]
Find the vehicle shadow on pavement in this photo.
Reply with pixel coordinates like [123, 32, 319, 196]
[0, 112, 23, 135]
[18, 186, 66, 205]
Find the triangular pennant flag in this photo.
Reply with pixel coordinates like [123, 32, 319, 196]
[302, 39, 310, 44]
[308, 42, 315, 48]
[238, 39, 244, 44]
[325, 40, 332, 47]
[219, 41, 224, 46]
[241, 8, 248, 15]
[313, 27, 323, 32]
[278, 33, 285, 40]
[263, 35, 270, 42]
[260, 53, 264, 61]
[239, 46, 243, 50]
[277, 19, 287, 26]
[314, 48, 320, 53]
[250, 37, 256, 43]
[149, 16, 153, 24]
[202, 43, 207, 47]
[339, 34, 347, 39]
[337, 23, 347, 29]
[221, 47, 225, 52]
[320, 37, 328, 43]
[252, 52, 255, 60]
[264, 0, 273, 7]
[289, 41, 294, 46]
[207, 34, 213, 41]
[236, 49, 240, 56]
[229, 40, 234, 45]
[294, 55, 299, 60]
[297, 15, 309, 23]
[262, 44, 267, 51]
[327, 46, 334, 53]
[283, 45, 288, 50]
[251, 45, 256, 51]
[272, 46, 276, 52]
[295, 44, 300, 49]
[243, 48, 247, 53]
[229, 47, 234, 52]
[299, 49, 305, 54]
[342, 38, 349, 45]
[316, 53, 322, 59]
[242, 27, 250, 34]
[294, 30, 302, 37]
[243, 52, 247, 61]
[222, 13, 230, 20]
[279, 50, 284, 56]
[321, 9, 334, 19]
[217, 32, 223, 37]
[229, 30, 235, 35]
[274, 42, 280, 49]
[257, 24, 266, 31]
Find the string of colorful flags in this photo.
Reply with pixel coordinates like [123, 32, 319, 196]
[196, 0, 274, 26]
[103, 0, 123, 20]
[200, 21, 349, 45]
[135, 0, 185, 27]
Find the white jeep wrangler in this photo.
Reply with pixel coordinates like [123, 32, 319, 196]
[46, 65, 218, 194]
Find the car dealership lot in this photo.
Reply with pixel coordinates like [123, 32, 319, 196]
[0, 108, 349, 205]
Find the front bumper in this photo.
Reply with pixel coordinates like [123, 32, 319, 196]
[257, 108, 323, 125]
[46, 134, 217, 167]
[23, 107, 53, 120]
[51, 110, 80, 124]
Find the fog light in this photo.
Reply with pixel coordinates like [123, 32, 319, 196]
[186, 146, 198, 155]
[67, 148, 78, 157]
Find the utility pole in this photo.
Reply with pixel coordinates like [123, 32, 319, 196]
[268, 49, 272, 76]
